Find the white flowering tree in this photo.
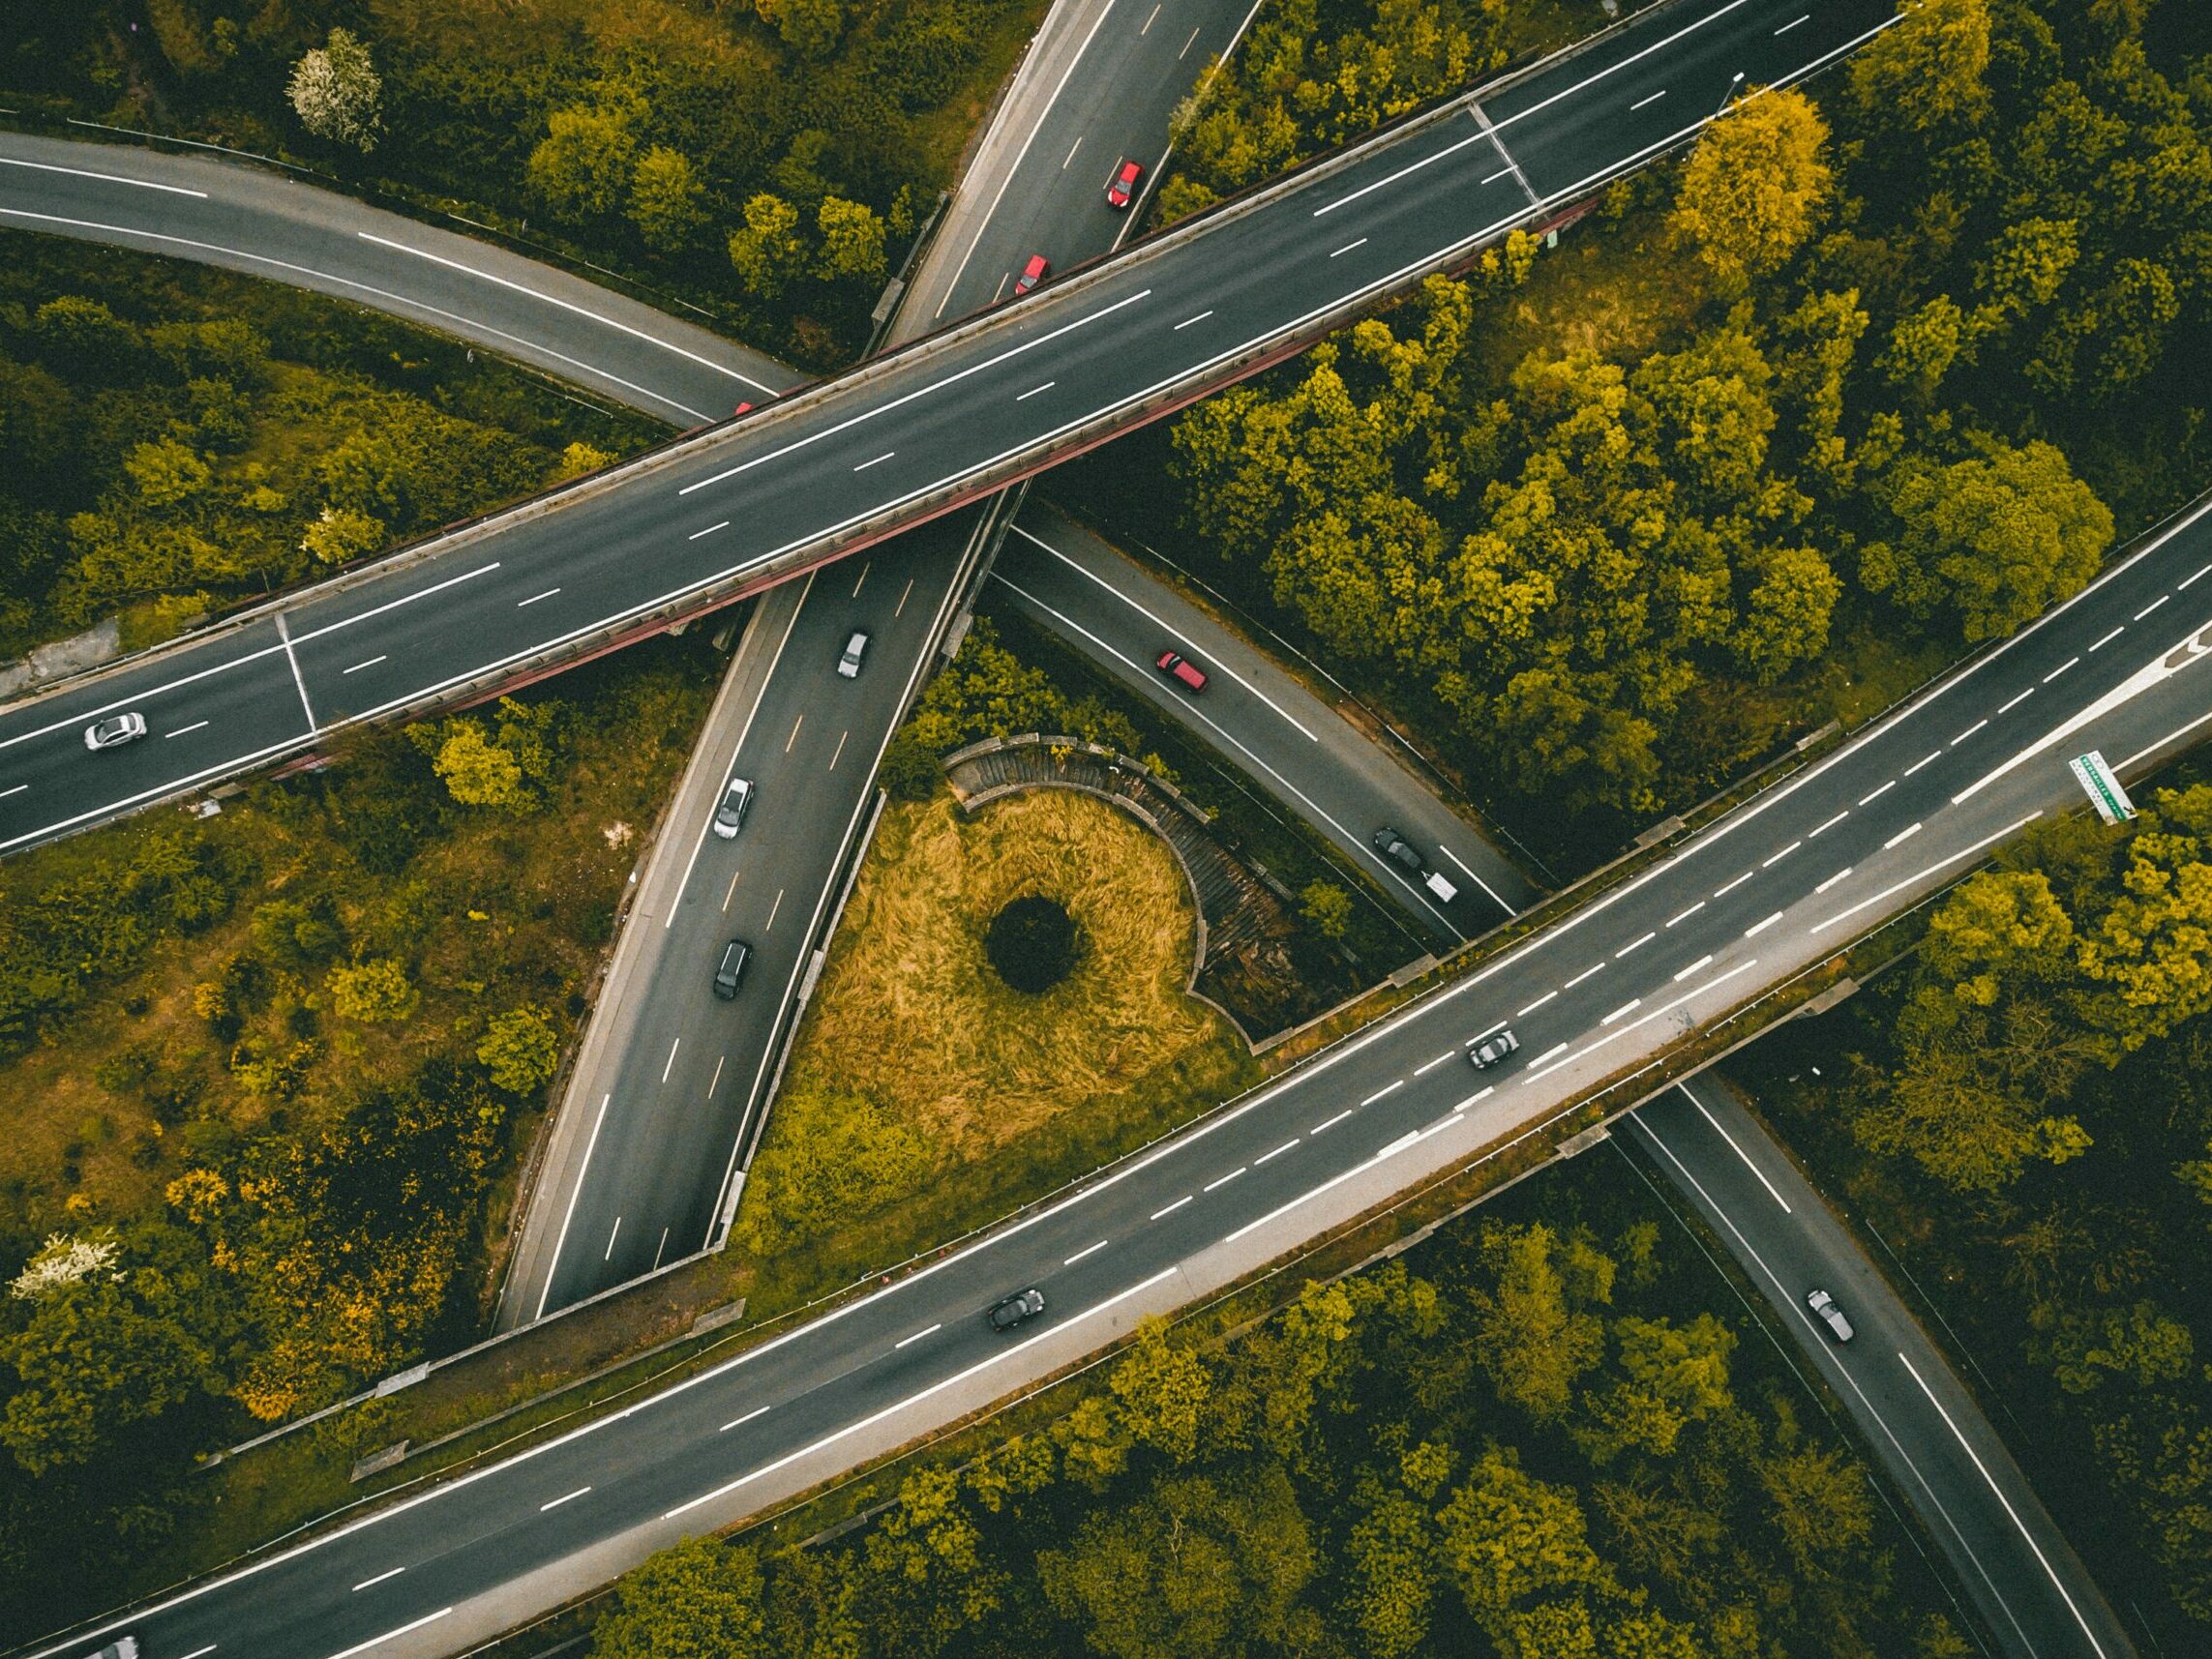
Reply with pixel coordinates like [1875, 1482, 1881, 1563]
[288, 27, 383, 154]
[8, 1230, 121, 1300]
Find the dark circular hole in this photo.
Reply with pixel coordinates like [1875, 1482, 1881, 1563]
[985, 894, 1081, 993]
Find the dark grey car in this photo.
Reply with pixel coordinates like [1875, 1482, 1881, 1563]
[712, 938, 751, 999]
[1373, 826, 1424, 874]
[988, 1288, 1045, 1331]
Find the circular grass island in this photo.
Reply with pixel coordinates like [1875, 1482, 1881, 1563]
[984, 894, 1082, 992]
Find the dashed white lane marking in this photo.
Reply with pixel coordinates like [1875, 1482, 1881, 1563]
[1360, 1080, 1404, 1107]
[1455, 1084, 1495, 1110]
[827, 729, 849, 770]
[1255, 1139, 1300, 1166]
[1815, 866, 1854, 894]
[0, 784, 25, 800]
[602, 1216, 621, 1260]
[1762, 841, 1801, 868]
[1859, 780, 1896, 806]
[687, 520, 729, 541]
[1174, 310, 1214, 329]
[2090, 627, 2124, 652]
[785, 714, 804, 752]
[1615, 931, 1656, 958]
[1516, 990, 1558, 1017]
[518, 586, 560, 607]
[1714, 870, 1755, 897]
[1903, 749, 1941, 776]
[539, 1486, 590, 1512]
[1531, 1042, 1569, 1068]
[326, 1609, 452, 1659]
[1151, 1195, 1194, 1219]
[2043, 656, 2078, 683]
[1017, 381, 1056, 401]
[2181, 562, 2212, 590]
[1952, 719, 1988, 745]
[764, 887, 785, 932]
[1063, 1238, 1110, 1265]
[1141, 2, 1159, 30]
[1745, 911, 1783, 937]
[894, 1323, 942, 1348]
[165, 721, 209, 739]
[1330, 237, 1369, 257]
[1310, 1109, 1354, 1136]
[1810, 814, 2043, 934]
[178, 1647, 219, 1659]
[343, 655, 386, 675]
[1673, 954, 1713, 982]
[1061, 135, 1083, 170]
[1203, 1166, 1247, 1193]
[1564, 962, 1605, 989]
[1809, 810, 1848, 837]
[721, 1405, 771, 1432]
[1413, 1049, 1456, 1076]
[661, 1038, 681, 1082]
[1630, 89, 1667, 109]
[352, 1566, 405, 1592]
[2136, 594, 2169, 620]
[1998, 687, 2035, 714]
[0, 154, 207, 195]
[707, 1053, 726, 1098]
[1601, 998, 1641, 1025]
[722, 869, 740, 911]
[1775, 12, 1808, 31]
[1179, 24, 1201, 56]
[1666, 901, 1705, 927]
[1481, 166, 1513, 184]
[852, 451, 894, 472]
[1885, 822, 1923, 849]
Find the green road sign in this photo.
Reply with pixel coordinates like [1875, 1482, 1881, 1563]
[2069, 750, 2137, 825]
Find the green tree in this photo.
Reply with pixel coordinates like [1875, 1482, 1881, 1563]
[591, 1535, 765, 1659]
[325, 957, 419, 1024]
[1109, 1318, 1211, 1464]
[287, 27, 383, 152]
[1299, 880, 1354, 939]
[1880, 295, 1968, 399]
[433, 724, 532, 812]
[125, 438, 214, 511]
[299, 505, 385, 566]
[553, 442, 614, 482]
[2043, 1300, 2196, 1394]
[816, 196, 888, 284]
[858, 1466, 1005, 1655]
[1734, 545, 1841, 682]
[1848, 0, 1988, 133]
[30, 295, 143, 383]
[478, 1006, 560, 1095]
[1471, 1224, 1608, 1422]
[629, 147, 707, 252]
[879, 729, 942, 801]
[1759, 1442, 1875, 1581]
[729, 193, 809, 300]
[1437, 1446, 1616, 1630]
[1671, 89, 1833, 284]
[529, 99, 643, 222]
[759, 0, 845, 56]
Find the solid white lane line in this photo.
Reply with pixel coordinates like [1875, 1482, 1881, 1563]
[1615, 931, 1656, 957]
[2121, 705, 2212, 772]
[1203, 1167, 1246, 1192]
[352, 1567, 404, 1592]
[1151, 1195, 1194, 1219]
[1601, 998, 1641, 1025]
[1810, 814, 2043, 934]
[1672, 954, 1713, 982]
[894, 1323, 942, 1348]
[1903, 749, 1941, 776]
[1064, 1238, 1110, 1265]
[1745, 912, 1782, 937]
[1997, 687, 2034, 714]
[1062, 135, 1083, 170]
[518, 586, 560, 607]
[293, 561, 502, 652]
[1809, 810, 1847, 837]
[1630, 89, 1666, 109]
[1884, 822, 1922, 849]
[1454, 1085, 1495, 1111]
[2090, 627, 2123, 652]
[1330, 237, 1369, 257]
[1896, 1351, 2114, 1657]
[1256, 1139, 1300, 1166]
[1674, 1082, 1791, 1212]
[1761, 841, 1801, 868]
[1714, 870, 1755, 897]
[852, 451, 894, 472]
[1525, 960, 1761, 1083]
[1310, 1110, 1354, 1136]
[707, 1054, 726, 1098]
[274, 610, 319, 733]
[2136, 594, 2169, 620]
[356, 232, 775, 392]
[602, 1216, 621, 1260]
[1951, 719, 1987, 745]
[539, 1486, 591, 1512]
[688, 520, 730, 541]
[1017, 380, 1056, 401]
[2043, 656, 2078, 683]
[662, 1038, 681, 1082]
[165, 721, 209, 739]
[1666, 901, 1705, 927]
[1532, 1042, 1569, 1068]
[1858, 780, 1896, 806]
[1564, 962, 1605, 989]
[1174, 310, 1214, 329]
[1360, 1080, 1404, 1107]
[721, 1405, 771, 1432]
[343, 655, 387, 675]
[1815, 866, 1853, 894]
[1516, 991, 1558, 1017]
[324, 1609, 452, 1659]
[0, 154, 208, 194]
[1180, 24, 1201, 56]
[1413, 1049, 1456, 1076]
[533, 1092, 610, 1321]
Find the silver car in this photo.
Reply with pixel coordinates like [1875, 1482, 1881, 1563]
[837, 630, 870, 678]
[712, 775, 754, 839]
[1807, 1289, 1854, 1343]
[83, 712, 147, 751]
[1468, 1027, 1520, 1070]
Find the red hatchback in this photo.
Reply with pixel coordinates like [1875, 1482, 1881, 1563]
[1106, 158, 1144, 209]
[1014, 253, 1050, 295]
[1155, 649, 1208, 693]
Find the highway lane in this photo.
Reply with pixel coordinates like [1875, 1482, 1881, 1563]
[0, 0, 1903, 858]
[1625, 1078, 2137, 1659]
[993, 503, 1535, 941]
[34, 484, 2208, 1659]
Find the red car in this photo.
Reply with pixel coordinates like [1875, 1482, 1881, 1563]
[1155, 649, 1207, 693]
[1106, 158, 1144, 209]
[1014, 253, 1050, 295]
[732, 400, 754, 417]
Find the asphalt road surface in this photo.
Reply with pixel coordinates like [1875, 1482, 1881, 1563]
[1626, 1079, 2136, 1659]
[33, 479, 2205, 1659]
[0, 0, 1903, 859]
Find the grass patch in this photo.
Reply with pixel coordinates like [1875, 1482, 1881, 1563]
[735, 788, 1257, 1267]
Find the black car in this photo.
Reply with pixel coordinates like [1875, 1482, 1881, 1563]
[712, 938, 751, 999]
[1468, 1027, 1520, 1070]
[1373, 827, 1423, 874]
[988, 1288, 1045, 1331]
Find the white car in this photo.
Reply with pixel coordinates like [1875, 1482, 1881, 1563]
[712, 776, 754, 839]
[1807, 1289, 1855, 1343]
[83, 712, 147, 751]
[837, 631, 870, 679]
